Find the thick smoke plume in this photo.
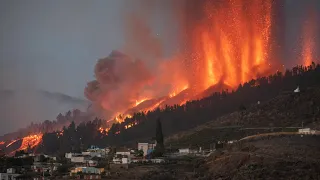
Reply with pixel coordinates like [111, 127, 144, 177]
[85, 51, 154, 118]
[85, 0, 320, 122]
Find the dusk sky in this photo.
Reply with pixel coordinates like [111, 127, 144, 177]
[1, 0, 319, 98]
[0, 0, 126, 98]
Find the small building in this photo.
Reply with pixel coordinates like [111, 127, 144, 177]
[71, 156, 85, 163]
[82, 146, 109, 158]
[70, 167, 103, 176]
[138, 141, 156, 156]
[65, 152, 82, 159]
[298, 128, 316, 134]
[6, 168, 16, 174]
[0, 169, 21, 180]
[150, 158, 165, 163]
[115, 148, 131, 156]
[83, 174, 101, 180]
[122, 157, 129, 164]
[113, 154, 131, 164]
[179, 148, 190, 154]
[32, 162, 61, 173]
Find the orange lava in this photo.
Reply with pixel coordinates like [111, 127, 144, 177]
[191, 0, 273, 89]
[0, 141, 4, 145]
[169, 85, 189, 98]
[6, 139, 19, 148]
[100, 0, 276, 128]
[17, 134, 43, 151]
[135, 98, 149, 106]
[301, 10, 317, 67]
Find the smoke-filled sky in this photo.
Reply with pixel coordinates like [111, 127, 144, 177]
[0, 0, 320, 135]
[1, 0, 319, 97]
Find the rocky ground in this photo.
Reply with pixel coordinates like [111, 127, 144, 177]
[165, 87, 320, 148]
[207, 135, 320, 180]
[117, 135, 320, 180]
[93, 88, 320, 179]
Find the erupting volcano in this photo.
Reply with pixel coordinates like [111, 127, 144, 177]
[85, 0, 284, 125]
[1, 0, 319, 154]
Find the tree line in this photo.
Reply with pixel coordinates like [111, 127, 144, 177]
[39, 62, 320, 155]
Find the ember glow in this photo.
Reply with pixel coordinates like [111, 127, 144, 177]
[85, 0, 279, 125]
[135, 98, 149, 106]
[17, 134, 43, 151]
[187, 0, 273, 89]
[6, 139, 19, 148]
[3, 134, 43, 155]
[301, 10, 317, 67]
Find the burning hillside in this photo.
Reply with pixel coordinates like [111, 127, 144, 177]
[1, 134, 43, 155]
[85, 0, 289, 124]
[1, 0, 319, 155]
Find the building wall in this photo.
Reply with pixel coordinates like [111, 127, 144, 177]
[179, 148, 190, 153]
[71, 156, 85, 163]
[138, 143, 149, 156]
[0, 173, 20, 180]
[138, 143, 156, 156]
[116, 151, 130, 156]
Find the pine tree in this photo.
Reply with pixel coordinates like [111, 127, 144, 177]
[153, 118, 164, 157]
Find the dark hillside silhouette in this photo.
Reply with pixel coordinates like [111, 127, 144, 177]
[38, 63, 320, 154]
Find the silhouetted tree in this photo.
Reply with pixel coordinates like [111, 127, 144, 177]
[153, 118, 164, 157]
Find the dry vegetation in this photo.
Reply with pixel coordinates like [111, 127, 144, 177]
[165, 87, 320, 147]
[207, 135, 320, 180]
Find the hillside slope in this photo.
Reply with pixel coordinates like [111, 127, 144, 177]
[137, 135, 320, 180]
[165, 87, 320, 148]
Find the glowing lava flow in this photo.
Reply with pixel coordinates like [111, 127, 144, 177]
[6, 139, 19, 148]
[17, 134, 43, 151]
[135, 98, 149, 106]
[169, 85, 189, 98]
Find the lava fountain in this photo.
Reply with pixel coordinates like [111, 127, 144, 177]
[181, 0, 273, 90]
[85, 0, 279, 124]
[301, 7, 317, 67]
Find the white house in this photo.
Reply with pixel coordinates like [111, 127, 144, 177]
[179, 148, 190, 154]
[150, 158, 165, 163]
[298, 128, 316, 134]
[0, 169, 21, 180]
[116, 148, 131, 156]
[82, 146, 110, 157]
[138, 142, 156, 156]
[71, 156, 85, 163]
[65, 152, 81, 159]
[122, 157, 130, 164]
